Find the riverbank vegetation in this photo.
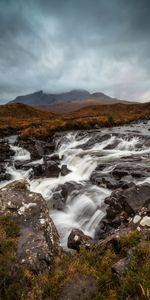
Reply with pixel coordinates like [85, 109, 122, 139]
[0, 102, 150, 139]
[0, 215, 150, 300]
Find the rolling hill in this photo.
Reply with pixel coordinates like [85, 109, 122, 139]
[0, 100, 150, 139]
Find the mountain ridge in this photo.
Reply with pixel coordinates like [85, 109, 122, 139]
[10, 89, 130, 104]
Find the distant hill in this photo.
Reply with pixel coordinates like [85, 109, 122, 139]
[10, 90, 133, 113]
[1, 100, 150, 138]
[0, 102, 55, 119]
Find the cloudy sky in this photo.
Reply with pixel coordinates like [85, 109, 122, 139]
[0, 0, 150, 103]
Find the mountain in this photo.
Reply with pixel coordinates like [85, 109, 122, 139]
[10, 89, 132, 113]
[11, 90, 91, 106]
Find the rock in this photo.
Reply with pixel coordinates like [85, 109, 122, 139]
[112, 169, 129, 178]
[123, 184, 150, 214]
[68, 229, 93, 251]
[90, 172, 120, 189]
[46, 153, 60, 162]
[49, 182, 83, 211]
[14, 160, 31, 169]
[78, 133, 111, 150]
[17, 137, 55, 160]
[92, 228, 133, 254]
[140, 216, 150, 227]
[112, 163, 150, 180]
[0, 180, 61, 272]
[105, 183, 150, 220]
[51, 192, 65, 210]
[61, 164, 71, 176]
[112, 253, 132, 278]
[58, 181, 83, 200]
[0, 140, 14, 162]
[30, 160, 60, 178]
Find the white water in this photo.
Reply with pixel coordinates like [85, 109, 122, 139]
[1, 121, 150, 248]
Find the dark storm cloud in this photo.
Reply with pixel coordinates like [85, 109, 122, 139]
[0, 0, 150, 103]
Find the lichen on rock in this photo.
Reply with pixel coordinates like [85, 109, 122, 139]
[0, 180, 61, 273]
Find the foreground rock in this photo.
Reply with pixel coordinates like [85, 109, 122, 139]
[0, 180, 61, 272]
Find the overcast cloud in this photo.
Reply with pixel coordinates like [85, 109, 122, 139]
[0, 0, 150, 103]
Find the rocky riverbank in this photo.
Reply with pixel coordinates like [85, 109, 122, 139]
[1, 120, 150, 299]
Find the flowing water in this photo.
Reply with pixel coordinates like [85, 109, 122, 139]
[1, 121, 150, 249]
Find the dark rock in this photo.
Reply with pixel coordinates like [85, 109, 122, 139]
[0, 180, 61, 273]
[49, 181, 83, 211]
[122, 184, 150, 214]
[102, 183, 150, 238]
[0, 140, 14, 162]
[30, 160, 60, 178]
[17, 137, 55, 160]
[14, 160, 31, 169]
[46, 154, 60, 162]
[61, 165, 71, 176]
[78, 133, 111, 150]
[51, 192, 65, 210]
[68, 229, 93, 251]
[59, 181, 83, 200]
[112, 168, 129, 178]
[90, 172, 120, 189]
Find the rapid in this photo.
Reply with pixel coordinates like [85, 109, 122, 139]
[1, 120, 150, 249]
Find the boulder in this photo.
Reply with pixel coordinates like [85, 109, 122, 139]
[68, 229, 93, 251]
[17, 137, 55, 160]
[30, 160, 60, 178]
[112, 253, 132, 278]
[14, 160, 31, 169]
[61, 164, 71, 176]
[105, 183, 150, 219]
[0, 140, 14, 162]
[51, 192, 65, 210]
[0, 180, 61, 272]
[90, 172, 120, 189]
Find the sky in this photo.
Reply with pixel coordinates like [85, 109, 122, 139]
[0, 0, 150, 103]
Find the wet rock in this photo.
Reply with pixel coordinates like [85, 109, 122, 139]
[68, 229, 93, 251]
[49, 182, 83, 211]
[61, 164, 71, 176]
[0, 140, 14, 162]
[112, 168, 129, 178]
[105, 183, 150, 218]
[78, 133, 111, 150]
[90, 172, 120, 189]
[18, 137, 55, 160]
[14, 160, 31, 169]
[46, 153, 60, 163]
[100, 183, 150, 238]
[30, 160, 60, 178]
[112, 163, 150, 180]
[58, 181, 83, 201]
[51, 192, 65, 210]
[0, 180, 61, 272]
